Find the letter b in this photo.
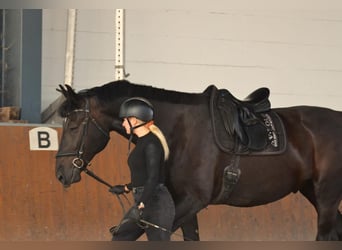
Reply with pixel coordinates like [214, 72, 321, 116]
[38, 131, 51, 148]
[29, 127, 58, 151]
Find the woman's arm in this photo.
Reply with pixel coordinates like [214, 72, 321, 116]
[137, 142, 163, 206]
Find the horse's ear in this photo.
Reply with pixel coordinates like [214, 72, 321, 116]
[56, 84, 80, 103]
[56, 84, 68, 97]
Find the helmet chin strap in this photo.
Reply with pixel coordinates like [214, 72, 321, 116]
[127, 119, 148, 154]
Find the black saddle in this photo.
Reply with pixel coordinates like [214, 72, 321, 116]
[208, 85, 286, 155]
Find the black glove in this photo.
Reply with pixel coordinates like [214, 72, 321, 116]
[126, 206, 143, 222]
[109, 185, 128, 195]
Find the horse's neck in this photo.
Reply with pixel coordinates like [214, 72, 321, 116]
[98, 83, 210, 136]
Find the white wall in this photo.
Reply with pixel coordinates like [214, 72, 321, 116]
[42, 6, 342, 111]
[42, 9, 117, 110]
[42, 9, 67, 110]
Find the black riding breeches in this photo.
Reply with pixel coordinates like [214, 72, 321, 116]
[111, 184, 175, 241]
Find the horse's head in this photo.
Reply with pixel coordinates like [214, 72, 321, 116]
[55, 85, 112, 187]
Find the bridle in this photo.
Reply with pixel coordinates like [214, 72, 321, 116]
[55, 98, 112, 187]
[55, 98, 133, 215]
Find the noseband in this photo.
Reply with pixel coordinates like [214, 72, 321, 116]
[56, 98, 110, 171]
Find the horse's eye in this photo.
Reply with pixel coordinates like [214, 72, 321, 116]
[69, 124, 79, 130]
[67, 121, 79, 130]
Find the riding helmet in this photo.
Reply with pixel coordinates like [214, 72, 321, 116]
[119, 97, 154, 122]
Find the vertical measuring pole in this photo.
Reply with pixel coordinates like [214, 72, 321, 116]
[64, 9, 77, 86]
[115, 9, 125, 80]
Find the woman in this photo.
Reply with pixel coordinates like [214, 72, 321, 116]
[109, 97, 175, 241]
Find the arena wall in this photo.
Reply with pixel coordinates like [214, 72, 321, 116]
[0, 124, 323, 240]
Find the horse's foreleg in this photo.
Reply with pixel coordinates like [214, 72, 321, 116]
[335, 211, 342, 240]
[180, 214, 200, 241]
[172, 198, 205, 241]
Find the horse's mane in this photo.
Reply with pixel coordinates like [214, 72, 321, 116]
[83, 80, 211, 105]
[59, 80, 213, 117]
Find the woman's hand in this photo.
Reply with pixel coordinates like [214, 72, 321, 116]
[109, 184, 130, 194]
[127, 205, 143, 222]
[137, 202, 145, 210]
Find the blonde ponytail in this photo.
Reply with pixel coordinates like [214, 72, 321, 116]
[149, 124, 170, 161]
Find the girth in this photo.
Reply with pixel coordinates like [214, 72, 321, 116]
[209, 85, 287, 155]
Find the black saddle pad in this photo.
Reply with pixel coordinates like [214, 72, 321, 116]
[209, 86, 287, 155]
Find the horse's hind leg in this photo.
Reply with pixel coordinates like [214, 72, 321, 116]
[316, 202, 341, 240]
[300, 179, 342, 240]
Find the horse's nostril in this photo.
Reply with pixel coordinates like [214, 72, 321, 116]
[56, 171, 64, 183]
[58, 175, 63, 182]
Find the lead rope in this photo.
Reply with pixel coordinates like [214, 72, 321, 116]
[83, 168, 131, 214]
[83, 166, 193, 240]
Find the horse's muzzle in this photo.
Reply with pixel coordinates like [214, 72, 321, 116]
[55, 164, 81, 187]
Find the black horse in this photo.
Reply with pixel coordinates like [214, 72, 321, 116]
[55, 80, 342, 240]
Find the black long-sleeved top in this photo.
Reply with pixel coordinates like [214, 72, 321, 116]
[127, 132, 165, 205]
